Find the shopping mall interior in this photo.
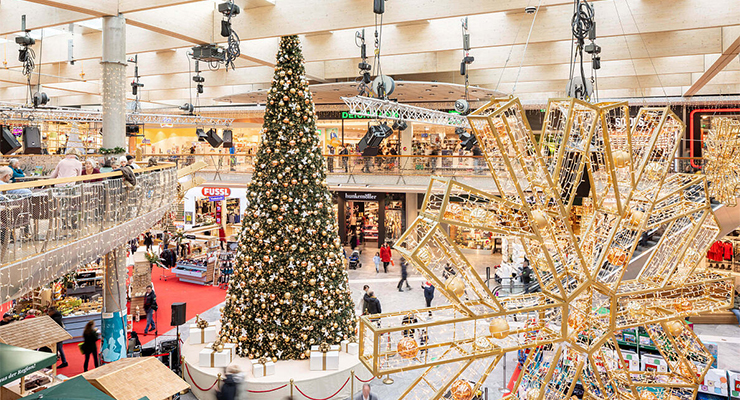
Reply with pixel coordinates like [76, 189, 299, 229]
[1, 1, 740, 400]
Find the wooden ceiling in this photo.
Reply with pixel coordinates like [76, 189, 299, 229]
[0, 0, 739, 108]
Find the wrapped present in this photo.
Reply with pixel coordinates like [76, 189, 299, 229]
[347, 342, 359, 355]
[223, 343, 236, 363]
[340, 340, 349, 352]
[309, 343, 340, 371]
[199, 342, 231, 368]
[190, 315, 216, 344]
[251, 357, 276, 378]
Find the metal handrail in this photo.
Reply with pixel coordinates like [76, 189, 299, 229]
[0, 164, 178, 302]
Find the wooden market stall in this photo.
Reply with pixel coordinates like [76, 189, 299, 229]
[82, 358, 189, 400]
[0, 317, 72, 400]
[0, 344, 56, 400]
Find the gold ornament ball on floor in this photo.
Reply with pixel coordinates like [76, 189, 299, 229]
[488, 317, 509, 339]
[666, 320, 684, 336]
[396, 337, 419, 359]
[445, 276, 465, 297]
[450, 380, 473, 400]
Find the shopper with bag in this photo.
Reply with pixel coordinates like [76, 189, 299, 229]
[380, 243, 392, 273]
[81, 320, 99, 371]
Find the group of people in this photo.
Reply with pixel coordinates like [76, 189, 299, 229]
[371, 243, 393, 273]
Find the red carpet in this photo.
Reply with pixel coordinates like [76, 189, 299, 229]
[56, 268, 226, 378]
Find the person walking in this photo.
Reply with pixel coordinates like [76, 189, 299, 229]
[216, 364, 244, 400]
[397, 257, 411, 292]
[422, 281, 435, 317]
[521, 259, 534, 293]
[327, 145, 335, 173]
[143, 231, 154, 252]
[358, 285, 370, 315]
[364, 291, 382, 328]
[219, 225, 227, 250]
[380, 243, 392, 273]
[373, 252, 381, 273]
[340, 145, 349, 172]
[472, 144, 483, 174]
[143, 285, 158, 335]
[354, 383, 379, 400]
[47, 307, 69, 368]
[81, 320, 99, 371]
[350, 231, 358, 252]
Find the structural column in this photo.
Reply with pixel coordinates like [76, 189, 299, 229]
[101, 247, 128, 362]
[101, 15, 127, 150]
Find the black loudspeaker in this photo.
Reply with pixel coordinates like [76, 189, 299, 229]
[0, 126, 21, 155]
[196, 128, 207, 141]
[22, 126, 42, 154]
[205, 128, 223, 148]
[222, 129, 233, 148]
[171, 302, 186, 326]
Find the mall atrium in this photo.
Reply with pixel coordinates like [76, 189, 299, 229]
[0, 0, 739, 400]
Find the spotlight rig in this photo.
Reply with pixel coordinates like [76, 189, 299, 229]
[358, 121, 393, 156]
[193, 60, 205, 94]
[190, 0, 240, 70]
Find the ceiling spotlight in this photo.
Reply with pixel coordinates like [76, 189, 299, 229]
[392, 120, 408, 131]
[525, 5, 537, 14]
[358, 122, 393, 155]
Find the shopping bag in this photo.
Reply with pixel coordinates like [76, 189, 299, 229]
[391, 259, 395, 266]
[78, 343, 85, 354]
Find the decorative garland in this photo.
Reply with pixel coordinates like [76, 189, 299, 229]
[99, 147, 126, 155]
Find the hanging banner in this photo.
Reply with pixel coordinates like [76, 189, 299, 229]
[101, 311, 127, 362]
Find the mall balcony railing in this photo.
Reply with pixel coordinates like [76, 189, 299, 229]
[142, 154, 704, 180]
[0, 161, 178, 302]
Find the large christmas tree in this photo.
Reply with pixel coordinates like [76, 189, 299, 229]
[219, 36, 356, 361]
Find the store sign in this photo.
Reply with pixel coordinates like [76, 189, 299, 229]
[209, 196, 225, 202]
[202, 187, 231, 197]
[343, 192, 379, 201]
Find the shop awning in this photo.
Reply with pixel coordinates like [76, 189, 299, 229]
[0, 343, 56, 387]
[20, 376, 115, 400]
[83, 357, 189, 400]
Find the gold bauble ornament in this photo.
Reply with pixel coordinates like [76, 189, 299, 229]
[445, 276, 465, 297]
[627, 209, 644, 227]
[271, 204, 278, 211]
[530, 210, 547, 230]
[396, 337, 419, 359]
[666, 320, 684, 336]
[450, 380, 473, 400]
[613, 150, 630, 168]
[639, 391, 657, 400]
[488, 318, 510, 339]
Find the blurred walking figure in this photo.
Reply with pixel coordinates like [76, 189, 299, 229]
[422, 281, 435, 317]
[397, 257, 411, 292]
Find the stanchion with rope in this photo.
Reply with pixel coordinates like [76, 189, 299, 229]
[183, 362, 221, 392]
[290, 379, 294, 397]
[350, 370, 354, 399]
[382, 374, 394, 384]
[246, 384, 288, 394]
[294, 376, 350, 400]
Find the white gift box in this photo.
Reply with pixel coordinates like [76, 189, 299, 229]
[309, 345, 340, 371]
[251, 360, 276, 377]
[190, 324, 216, 345]
[347, 343, 359, 355]
[198, 345, 231, 368]
[340, 340, 349, 352]
[223, 343, 236, 362]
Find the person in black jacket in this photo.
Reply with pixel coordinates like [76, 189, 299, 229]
[143, 285, 157, 335]
[46, 307, 68, 368]
[364, 291, 382, 328]
[397, 257, 411, 292]
[143, 231, 154, 252]
[216, 364, 244, 400]
[82, 320, 99, 371]
[422, 281, 435, 317]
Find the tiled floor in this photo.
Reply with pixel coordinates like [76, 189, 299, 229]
[170, 244, 740, 400]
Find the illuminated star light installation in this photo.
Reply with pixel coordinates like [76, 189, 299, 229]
[356, 97, 734, 400]
[704, 117, 740, 206]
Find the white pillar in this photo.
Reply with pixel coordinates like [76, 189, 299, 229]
[101, 15, 127, 150]
[102, 247, 128, 362]
[400, 124, 413, 155]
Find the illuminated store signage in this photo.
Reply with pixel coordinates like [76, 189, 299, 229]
[202, 187, 231, 197]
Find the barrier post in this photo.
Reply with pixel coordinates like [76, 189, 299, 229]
[350, 370, 355, 399]
[216, 373, 222, 390]
[290, 379, 294, 397]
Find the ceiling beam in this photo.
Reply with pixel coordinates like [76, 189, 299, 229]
[118, 0, 204, 13]
[19, 0, 116, 17]
[125, 2, 216, 45]
[684, 34, 740, 96]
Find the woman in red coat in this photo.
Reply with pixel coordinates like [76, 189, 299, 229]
[380, 243, 392, 273]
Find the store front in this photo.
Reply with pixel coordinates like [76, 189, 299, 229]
[334, 191, 406, 248]
[183, 185, 248, 229]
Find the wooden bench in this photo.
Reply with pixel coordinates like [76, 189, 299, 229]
[688, 310, 738, 324]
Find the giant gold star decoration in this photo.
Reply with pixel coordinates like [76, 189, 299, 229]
[357, 98, 735, 400]
[704, 117, 740, 206]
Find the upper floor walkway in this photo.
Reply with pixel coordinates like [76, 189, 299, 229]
[0, 160, 178, 302]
